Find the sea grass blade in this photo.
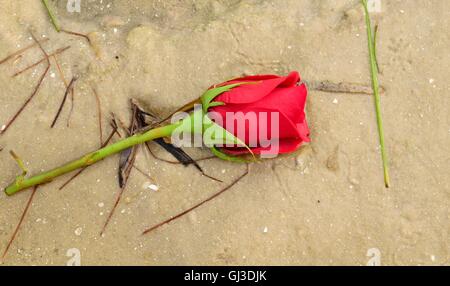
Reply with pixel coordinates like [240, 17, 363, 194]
[361, 0, 390, 188]
[42, 0, 61, 32]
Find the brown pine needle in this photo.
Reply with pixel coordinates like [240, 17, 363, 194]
[100, 105, 142, 236]
[1, 33, 65, 135]
[100, 150, 136, 236]
[51, 54, 76, 127]
[142, 164, 249, 235]
[91, 87, 104, 146]
[61, 29, 91, 45]
[52, 54, 68, 87]
[132, 165, 155, 181]
[50, 76, 77, 128]
[58, 122, 118, 190]
[66, 86, 75, 127]
[1, 186, 38, 260]
[12, 46, 70, 77]
[0, 40, 50, 135]
[0, 38, 50, 65]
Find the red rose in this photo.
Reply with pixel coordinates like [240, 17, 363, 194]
[208, 71, 310, 156]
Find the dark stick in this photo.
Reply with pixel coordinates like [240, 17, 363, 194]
[305, 80, 385, 95]
[142, 164, 249, 235]
[1, 186, 38, 260]
[50, 77, 77, 128]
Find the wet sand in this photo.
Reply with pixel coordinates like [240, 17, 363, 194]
[0, 0, 449, 265]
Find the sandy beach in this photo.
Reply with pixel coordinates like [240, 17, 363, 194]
[0, 0, 448, 265]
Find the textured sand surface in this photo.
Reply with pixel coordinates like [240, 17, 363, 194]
[0, 0, 448, 265]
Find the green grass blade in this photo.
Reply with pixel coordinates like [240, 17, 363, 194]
[42, 0, 61, 32]
[361, 0, 390, 188]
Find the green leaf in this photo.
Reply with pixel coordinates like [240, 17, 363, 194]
[200, 82, 256, 112]
[199, 81, 259, 162]
[208, 101, 225, 108]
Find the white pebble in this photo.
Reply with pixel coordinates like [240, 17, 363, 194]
[1, 125, 6, 131]
[143, 182, 159, 191]
[263, 226, 268, 233]
[333, 98, 339, 104]
[149, 184, 159, 191]
[74, 227, 83, 236]
[98, 202, 104, 208]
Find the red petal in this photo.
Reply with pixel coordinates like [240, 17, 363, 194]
[214, 71, 300, 104]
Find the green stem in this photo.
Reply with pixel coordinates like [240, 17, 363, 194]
[361, 0, 390, 188]
[42, 0, 61, 32]
[4, 123, 181, 196]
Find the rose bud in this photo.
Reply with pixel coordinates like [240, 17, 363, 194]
[5, 72, 310, 195]
[204, 71, 310, 158]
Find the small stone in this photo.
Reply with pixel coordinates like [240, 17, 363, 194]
[148, 184, 159, 191]
[263, 227, 268, 233]
[74, 227, 83, 236]
[98, 202, 104, 208]
[333, 98, 339, 104]
[142, 182, 159, 191]
[326, 146, 340, 172]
